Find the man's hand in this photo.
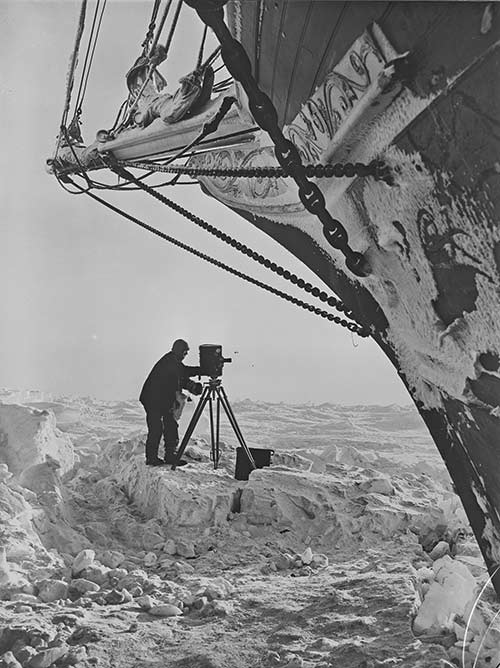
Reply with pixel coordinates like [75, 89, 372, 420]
[184, 378, 203, 395]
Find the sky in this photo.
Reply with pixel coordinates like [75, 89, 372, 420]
[1, 0, 412, 406]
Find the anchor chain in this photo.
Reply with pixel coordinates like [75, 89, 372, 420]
[184, 0, 372, 278]
[119, 158, 392, 182]
[108, 159, 370, 337]
[69, 175, 370, 336]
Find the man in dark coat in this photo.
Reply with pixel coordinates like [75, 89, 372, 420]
[140, 339, 202, 466]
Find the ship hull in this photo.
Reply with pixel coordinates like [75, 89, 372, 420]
[198, 0, 500, 593]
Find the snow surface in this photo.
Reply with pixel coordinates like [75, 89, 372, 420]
[0, 389, 498, 668]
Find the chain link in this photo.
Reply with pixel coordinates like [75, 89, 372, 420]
[119, 158, 392, 182]
[185, 0, 374, 278]
[72, 175, 370, 336]
[109, 159, 370, 337]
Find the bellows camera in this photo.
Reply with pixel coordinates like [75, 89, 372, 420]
[199, 344, 232, 378]
[172, 343, 258, 476]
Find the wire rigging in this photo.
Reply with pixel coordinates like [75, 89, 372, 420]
[73, 0, 101, 114]
[77, 0, 107, 113]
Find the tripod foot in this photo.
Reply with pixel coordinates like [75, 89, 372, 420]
[166, 456, 188, 467]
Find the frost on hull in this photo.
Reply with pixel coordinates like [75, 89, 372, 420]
[193, 4, 500, 593]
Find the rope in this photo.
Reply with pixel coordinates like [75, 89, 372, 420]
[108, 98, 129, 135]
[213, 77, 233, 92]
[74, 0, 101, 113]
[67, 175, 369, 336]
[197, 24, 208, 69]
[213, 62, 227, 75]
[76, 0, 107, 113]
[204, 45, 222, 68]
[56, 0, 87, 155]
[163, 0, 183, 57]
[108, 160, 368, 336]
[61, 127, 94, 190]
[141, 0, 162, 55]
[69, 0, 107, 139]
[149, 0, 173, 56]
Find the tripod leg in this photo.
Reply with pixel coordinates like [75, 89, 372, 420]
[172, 386, 210, 470]
[215, 395, 221, 468]
[208, 391, 217, 470]
[216, 386, 256, 470]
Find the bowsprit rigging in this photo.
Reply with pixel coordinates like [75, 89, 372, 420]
[66, 173, 370, 336]
[48, 0, 380, 340]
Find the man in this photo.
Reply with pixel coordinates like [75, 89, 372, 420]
[140, 339, 202, 466]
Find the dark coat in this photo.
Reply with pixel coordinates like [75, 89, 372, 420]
[140, 352, 200, 413]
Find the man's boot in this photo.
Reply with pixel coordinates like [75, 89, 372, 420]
[145, 439, 166, 466]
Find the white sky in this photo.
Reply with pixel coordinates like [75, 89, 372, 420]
[1, 0, 411, 405]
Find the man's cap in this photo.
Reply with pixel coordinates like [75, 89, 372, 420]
[172, 339, 189, 354]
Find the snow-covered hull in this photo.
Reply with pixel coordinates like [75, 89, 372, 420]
[189, 1, 500, 594]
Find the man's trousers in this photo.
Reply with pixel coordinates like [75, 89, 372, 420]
[144, 408, 179, 462]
